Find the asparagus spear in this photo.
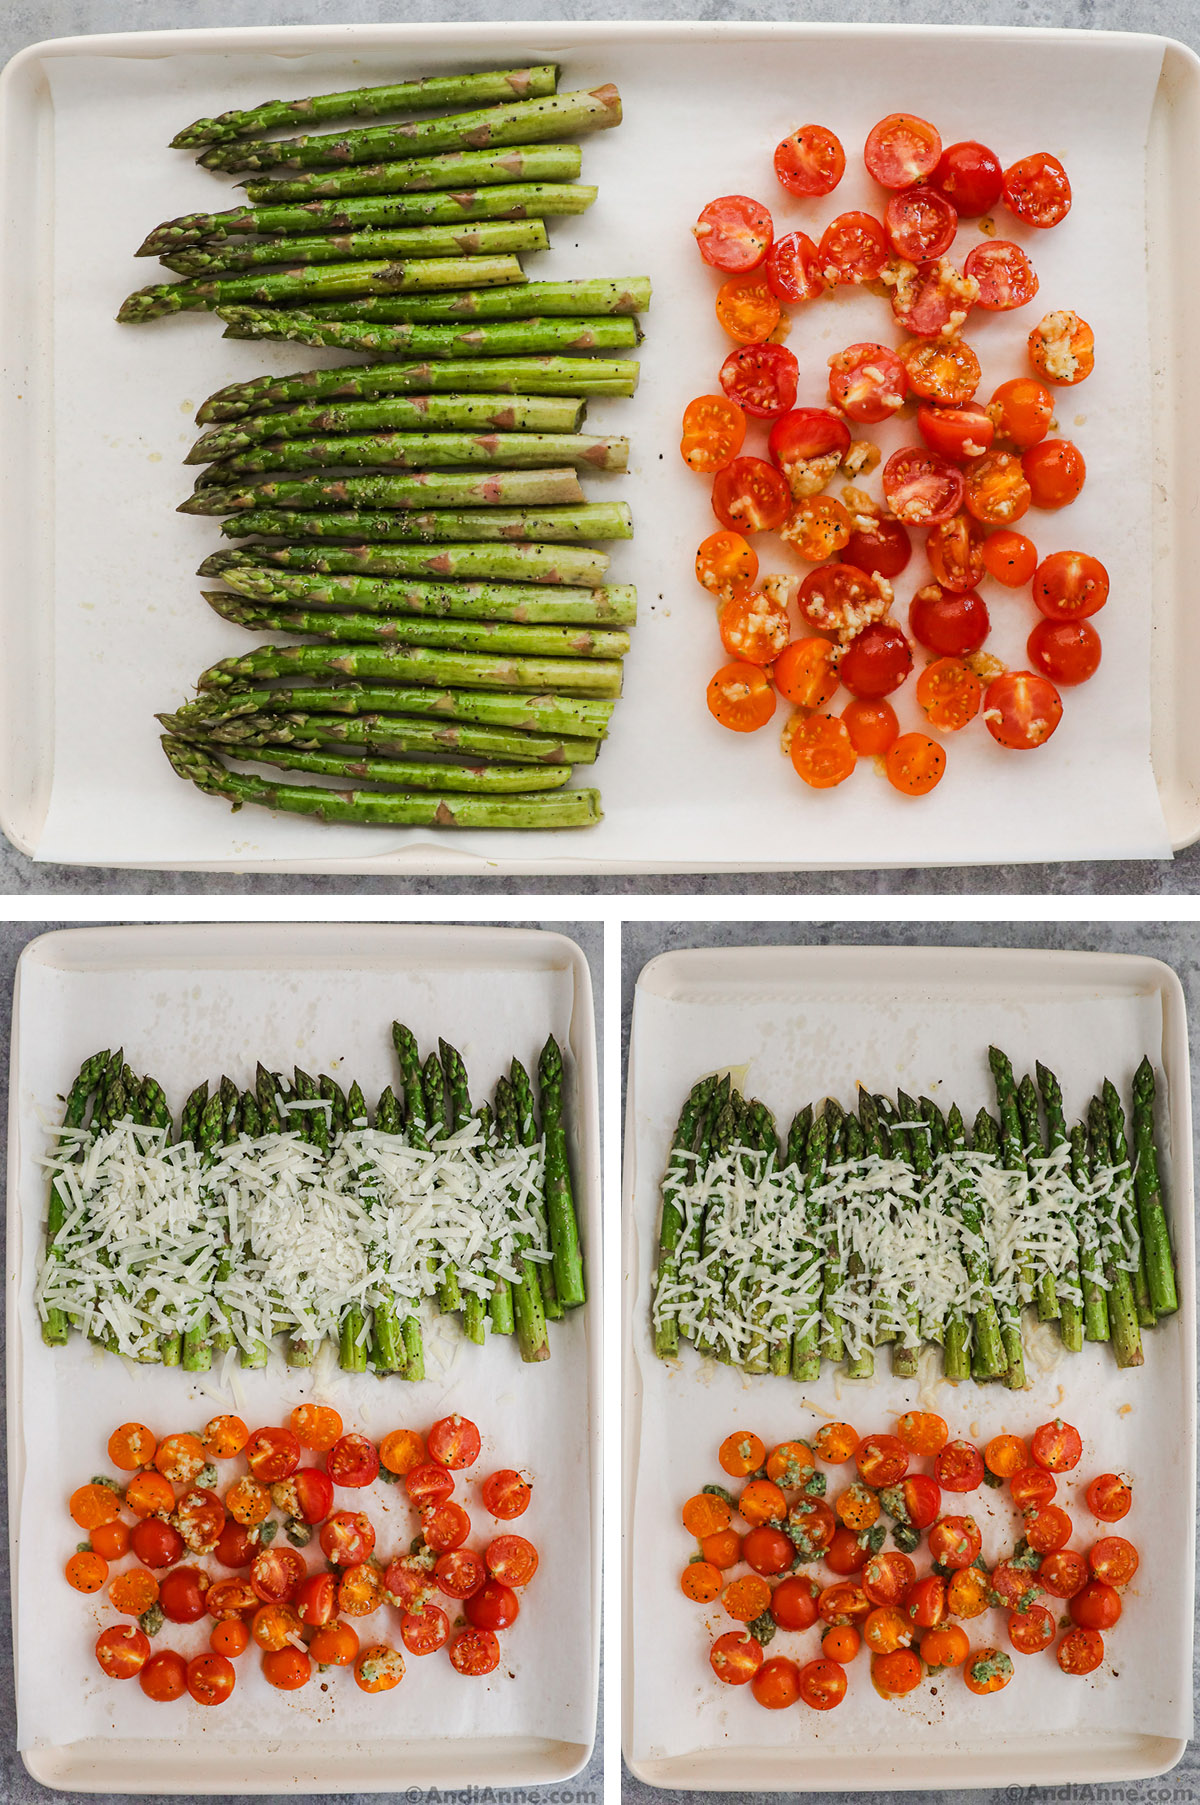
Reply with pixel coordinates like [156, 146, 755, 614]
[1036, 1063, 1084, 1351]
[877, 1095, 920, 1378]
[163, 706, 600, 768]
[538, 1035, 585, 1310]
[790, 1104, 829, 1383]
[972, 1108, 1026, 1390]
[197, 84, 622, 173]
[198, 362, 640, 424]
[370, 1082, 419, 1375]
[182, 468, 586, 516]
[1088, 1097, 1143, 1367]
[739, 1100, 777, 1376]
[652, 1077, 714, 1358]
[119, 255, 528, 323]
[988, 1048, 1037, 1310]
[899, 1088, 942, 1346]
[1070, 1121, 1110, 1343]
[495, 1076, 551, 1362]
[240, 143, 583, 204]
[163, 218, 550, 276]
[172, 66, 561, 149]
[472, 1098, 512, 1337]
[189, 394, 588, 461]
[195, 432, 628, 486]
[858, 1089, 894, 1354]
[125, 1074, 174, 1364]
[336, 1084, 370, 1375]
[391, 1021, 432, 1358]
[181, 1086, 228, 1369]
[219, 503, 633, 543]
[297, 276, 650, 323]
[1102, 1079, 1155, 1328]
[763, 1102, 808, 1376]
[203, 542, 609, 589]
[944, 1103, 1006, 1382]
[837, 1110, 875, 1382]
[216, 310, 641, 359]
[40, 1049, 110, 1346]
[166, 730, 580, 792]
[694, 1093, 736, 1359]
[415, 1047, 464, 1318]
[142, 176, 592, 254]
[441, 1039, 490, 1343]
[282, 1068, 331, 1367]
[195, 641, 623, 696]
[511, 1055, 560, 1322]
[175, 683, 614, 739]
[1016, 1073, 1058, 1323]
[1130, 1061, 1178, 1316]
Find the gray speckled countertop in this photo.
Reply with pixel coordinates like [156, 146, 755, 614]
[621, 918, 1200, 1803]
[0, 919, 602, 1805]
[1, 0, 1197, 894]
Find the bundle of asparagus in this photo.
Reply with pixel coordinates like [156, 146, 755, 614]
[651, 1052, 1177, 1389]
[37, 1026, 585, 1375]
[120, 64, 649, 831]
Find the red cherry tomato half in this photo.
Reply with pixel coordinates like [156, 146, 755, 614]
[983, 671, 1064, 750]
[423, 1501, 472, 1554]
[694, 194, 773, 272]
[1086, 1474, 1132, 1522]
[1058, 1627, 1104, 1675]
[927, 514, 987, 593]
[771, 1574, 821, 1630]
[843, 517, 911, 581]
[710, 1630, 764, 1686]
[933, 1442, 985, 1493]
[1003, 153, 1072, 228]
[465, 1579, 520, 1632]
[774, 124, 845, 197]
[917, 402, 993, 465]
[819, 212, 888, 285]
[930, 141, 1003, 216]
[481, 1469, 532, 1520]
[864, 114, 942, 188]
[797, 564, 891, 639]
[1032, 551, 1109, 621]
[897, 1473, 942, 1532]
[769, 406, 851, 472]
[964, 241, 1039, 312]
[159, 1566, 210, 1625]
[294, 1571, 337, 1627]
[406, 1461, 455, 1509]
[485, 1535, 539, 1587]
[1023, 439, 1086, 509]
[927, 1516, 982, 1570]
[990, 376, 1054, 448]
[982, 528, 1038, 588]
[884, 188, 957, 262]
[245, 1427, 301, 1485]
[214, 1521, 256, 1569]
[1025, 1504, 1073, 1554]
[889, 257, 977, 340]
[96, 1624, 152, 1680]
[720, 344, 799, 420]
[1008, 1604, 1056, 1655]
[436, 1549, 487, 1601]
[1028, 618, 1101, 686]
[1039, 1551, 1089, 1599]
[827, 343, 907, 425]
[712, 457, 792, 534]
[910, 583, 989, 657]
[766, 230, 825, 304]
[744, 1525, 799, 1576]
[327, 1433, 381, 1489]
[250, 1546, 306, 1605]
[131, 1517, 184, 1570]
[140, 1648, 189, 1702]
[1031, 1420, 1084, 1473]
[427, 1415, 482, 1471]
[450, 1628, 501, 1676]
[1089, 1537, 1139, 1588]
[856, 1433, 909, 1487]
[401, 1607, 450, 1656]
[882, 447, 965, 527]
[1009, 1466, 1057, 1510]
[319, 1509, 376, 1567]
[272, 1467, 334, 1526]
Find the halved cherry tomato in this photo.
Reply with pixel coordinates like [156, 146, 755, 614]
[465, 1578, 519, 1631]
[681, 1561, 721, 1603]
[406, 1462, 454, 1511]
[720, 344, 798, 420]
[1033, 550, 1109, 620]
[819, 212, 888, 285]
[886, 734, 946, 796]
[210, 1616, 249, 1659]
[682, 1493, 732, 1538]
[270, 1467, 333, 1526]
[1032, 1419, 1083, 1472]
[91, 1520, 131, 1562]
[983, 671, 1063, 750]
[892, 1474, 942, 1532]
[917, 658, 981, 732]
[108, 1424, 156, 1471]
[707, 661, 777, 732]
[865, 113, 941, 188]
[694, 195, 773, 272]
[723, 1574, 772, 1623]
[423, 1501, 472, 1554]
[872, 1649, 923, 1698]
[782, 496, 851, 562]
[355, 1646, 405, 1692]
[882, 448, 964, 526]
[814, 1423, 859, 1463]
[863, 1552, 916, 1608]
[964, 241, 1039, 311]
[427, 1415, 481, 1471]
[768, 407, 851, 491]
[696, 530, 757, 597]
[765, 230, 825, 303]
[291, 1404, 343, 1452]
[131, 1516, 184, 1569]
[1086, 1474, 1132, 1522]
[819, 1581, 871, 1626]
[1024, 439, 1086, 509]
[262, 1646, 311, 1690]
[786, 1497, 836, 1558]
[1026, 1504, 1073, 1554]
[1010, 1466, 1057, 1510]
[339, 1561, 386, 1617]
[70, 1483, 122, 1531]
[680, 394, 745, 473]
[719, 590, 790, 665]
[1029, 618, 1101, 686]
[174, 1487, 226, 1553]
[710, 1632, 763, 1686]
[206, 1576, 257, 1619]
[964, 1648, 1014, 1694]
[401, 1607, 449, 1655]
[828, 342, 907, 425]
[984, 1435, 1028, 1480]
[790, 715, 857, 789]
[378, 1428, 426, 1475]
[930, 140, 1002, 215]
[224, 1476, 270, 1527]
[910, 583, 989, 656]
[1003, 154, 1071, 228]
[900, 337, 981, 406]
[799, 1657, 848, 1709]
[990, 1560, 1041, 1609]
[771, 1574, 821, 1630]
[140, 1649, 188, 1702]
[202, 1415, 249, 1460]
[701, 1528, 742, 1569]
[990, 376, 1054, 448]
[308, 1620, 359, 1666]
[844, 517, 911, 580]
[716, 273, 780, 344]
[927, 1516, 982, 1571]
[245, 1427, 300, 1485]
[947, 1566, 991, 1618]
[982, 528, 1038, 587]
[154, 1434, 206, 1487]
[834, 1483, 879, 1533]
[1089, 1537, 1139, 1587]
[839, 623, 913, 700]
[921, 1623, 970, 1669]
[837, 700, 895, 758]
[775, 124, 845, 197]
[96, 1624, 151, 1679]
[964, 449, 1031, 525]
[797, 564, 891, 640]
[159, 1565, 210, 1624]
[1008, 1604, 1056, 1654]
[824, 1525, 870, 1576]
[385, 1556, 436, 1613]
[905, 1575, 946, 1631]
[294, 1571, 338, 1627]
[888, 256, 978, 340]
[918, 402, 994, 465]
[712, 457, 792, 534]
[450, 1628, 500, 1676]
[885, 186, 957, 262]
[740, 1478, 788, 1525]
[1029, 309, 1094, 384]
[1057, 1627, 1103, 1675]
[1039, 1550, 1089, 1599]
[436, 1549, 486, 1600]
[215, 1520, 256, 1568]
[187, 1652, 235, 1707]
[66, 1550, 108, 1593]
[126, 1472, 175, 1520]
[774, 637, 839, 708]
[482, 1469, 532, 1519]
[753, 1655, 803, 1709]
[250, 1546, 305, 1605]
[485, 1534, 538, 1586]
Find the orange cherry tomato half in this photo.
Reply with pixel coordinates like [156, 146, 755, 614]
[680, 394, 745, 474]
[1057, 1627, 1104, 1675]
[982, 671, 1063, 750]
[872, 1649, 924, 1698]
[1086, 1474, 1132, 1522]
[710, 1630, 764, 1686]
[1089, 1537, 1139, 1587]
[989, 376, 1053, 448]
[963, 1648, 1014, 1694]
[107, 1423, 157, 1471]
[751, 1655, 803, 1710]
[719, 590, 790, 666]
[789, 715, 857, 789]
[886, 734, 946, 797]
[798, 1657, 848, 1709]
[982, 529, 1038, 587]
[842, 698, 898, 756]
[1028, 308, 1093, 383]
[964, 449, 1031, 526]
[899, 338, 981, 407]
[696, 530, 757, 597]
[774, 637, 840, 709]
[916, 658, 982, 732]
[707, 662, 777, 733]
[715, 273, 781, 345]
[782, 496, 851, 563]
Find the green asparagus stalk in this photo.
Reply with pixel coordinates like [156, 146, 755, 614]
[900, 1089, 942, 1346]
[1088, 1096, 1144, 1367]
[790, 1105, 829, 1383]
[1036, 1062, 1084, 1352]
[739, 1100, 778, 1376]
[1016, 1073, 1057, 1323]
[370, 1083, 415, 1375]
[176, 1089, 222, 1370]
[196, 431, 628, 485]
[817, 1107, 849, 1366]
[233, 1085, 271, 1369]
[509, 1053, 560, 1325]
[472, 1098, 511, 1338]
[216, 309, 641, 360]
[163, 704, 601, 768]
[197, 84, 622, 173]
[119, 255, 528, 323]
[142, 177, 592, 254]
[202, 542, 609, 589]
[944, 1103, 1005, 1382]
[765, 1103, 808, 1376]
[491, 1078, 548, 1362]
[240, 143, 582, 204]
[1102, 1079, 1155, 1328]
[174, 682, 614, 739]
[874, 1095, 920, 1377]
[195, 641, 623, 696]
[163, 218, 550, 277]
[219, 503, 633, 543]
[1130, 1061, 1178, 1316]
[163, 731, 579, 795]
[1070, 1122, 1110, 1343]
[41, 1049, 110, 1346]
[538, 1035, 585, 1310]
[181, 467, 586, 516]
[172, 66, 561, 149]
[652, 1077, 714, 1358]
[336, 1077, 369, 1375]
[297, 276, 651, 324]
[442, 1039, 491, 1343]
[989, 1048, 1037, 1309]
[694, 1093, 736, 1359]
[126, 1073, 173, 1364]
[189, 394, 588, 462]
[283, 1068, 329, 1368]
[420, 1049, 462, 1316]
[198, 362, 639, 424]
[971, 1107, 1026, 1389]
[858, 1088, 896, 1354]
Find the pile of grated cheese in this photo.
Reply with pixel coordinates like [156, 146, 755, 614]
[36, 1110, 548, 1361]
[652, 1130, 1139, 1366]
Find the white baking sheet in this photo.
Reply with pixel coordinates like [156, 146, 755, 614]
[8, 923, 599, 1793]
[4, 23, 1175, 868]
[624, 945, 1195, 1787]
